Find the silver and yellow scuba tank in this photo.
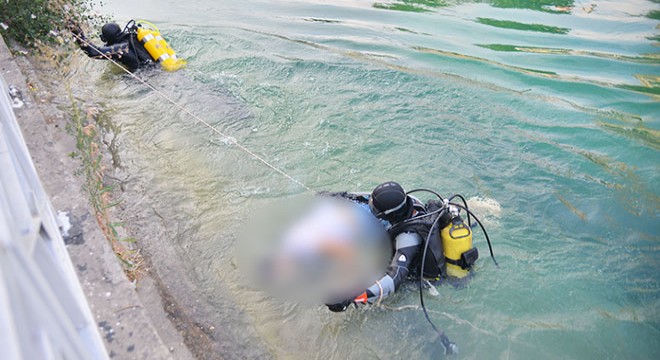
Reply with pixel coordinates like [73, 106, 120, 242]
[440, 205, 478, 279]
[134, 20, 186, 71]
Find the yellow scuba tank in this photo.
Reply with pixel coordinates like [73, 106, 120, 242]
[135, 20, 186, 71]
[441, 205, 479, 278]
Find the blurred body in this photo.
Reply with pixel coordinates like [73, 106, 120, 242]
[321, 182, 427, 311]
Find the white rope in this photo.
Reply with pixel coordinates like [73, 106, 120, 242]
[375, 280, 384, 306]
[70, 31, 314, 193]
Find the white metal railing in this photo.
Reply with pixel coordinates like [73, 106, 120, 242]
[0, 74, 108, 359]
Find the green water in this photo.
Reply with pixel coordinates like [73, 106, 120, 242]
[75, 0, 659, 358]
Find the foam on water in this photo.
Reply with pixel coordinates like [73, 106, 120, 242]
[467, 196, 502, 227]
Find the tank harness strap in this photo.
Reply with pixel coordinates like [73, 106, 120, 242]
[445, 247, 479, 270]
[445, 257, 466, 268]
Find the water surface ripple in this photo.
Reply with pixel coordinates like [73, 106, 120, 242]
[84, 0, 660, 358]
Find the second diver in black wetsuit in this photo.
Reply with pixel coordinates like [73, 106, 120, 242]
[71, 22, 153, 71]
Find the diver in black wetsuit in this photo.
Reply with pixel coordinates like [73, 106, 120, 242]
[71, 22, 153, 71]
[323, 181, 428, 312]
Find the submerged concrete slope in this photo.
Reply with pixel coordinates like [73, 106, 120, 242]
[0, 35, 181, 359]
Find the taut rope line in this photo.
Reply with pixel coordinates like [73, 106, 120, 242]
[69, 31, 314, 193]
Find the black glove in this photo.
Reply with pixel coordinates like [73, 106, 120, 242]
[326, 298, 353, 312]
[66, 21, 84, 40]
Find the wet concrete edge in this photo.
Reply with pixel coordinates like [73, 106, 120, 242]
[0, 34, 193, 360]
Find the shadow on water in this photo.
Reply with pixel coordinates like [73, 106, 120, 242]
[373, 0, 575, 13]
[369, 0, 659, 98]
[475, 17, 570, 34]
[373, 0, 449, 13]
[488, 0, 575, 13]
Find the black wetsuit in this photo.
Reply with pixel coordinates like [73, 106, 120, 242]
[75, 31, 153, 71]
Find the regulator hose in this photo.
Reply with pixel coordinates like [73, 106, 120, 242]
[407, 188, 499, 356]
[123, 19, 136, 33]
[122, 20, 139, 59]
[407, 188, 444, 202]
[419, 212, 458, 355]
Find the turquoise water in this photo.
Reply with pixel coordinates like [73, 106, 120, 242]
[78, 0, 659, 358]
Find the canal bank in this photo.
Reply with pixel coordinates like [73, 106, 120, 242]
[4, 0, 658, 357]
[0, 34, 196, 359]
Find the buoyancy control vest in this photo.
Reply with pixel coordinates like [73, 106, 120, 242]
[389, 199, 450, 279]
[386, 199, 480, 279]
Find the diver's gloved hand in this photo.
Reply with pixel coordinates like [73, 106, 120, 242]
[353, 291, 368, 304]
[445, 342, 458, 355]
[326, 298, 353, 312]
[438, 335, 459, 355]
[326, 290, 373, 312]
[67, 22, 82, 35]
[66, 21, 85, 42]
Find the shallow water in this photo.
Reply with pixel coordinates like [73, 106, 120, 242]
[75, 0, 660, 358]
